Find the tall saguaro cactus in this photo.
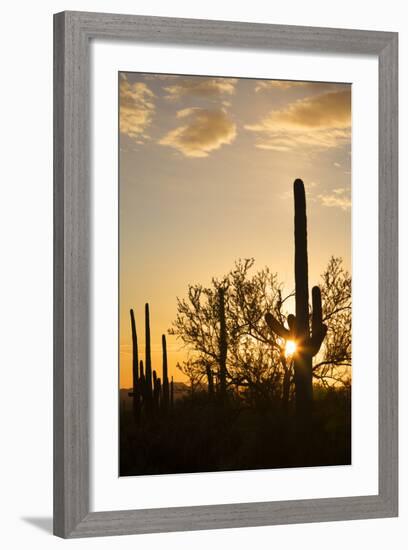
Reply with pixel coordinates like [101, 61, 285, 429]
[265, 179, 327, 422]
[162, 334, 170, 409]
[145, 303, 153, 403]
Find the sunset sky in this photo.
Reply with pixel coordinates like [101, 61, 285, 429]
[119, 73, 351, 388]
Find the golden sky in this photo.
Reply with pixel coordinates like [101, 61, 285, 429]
[119, 73, 351, 389]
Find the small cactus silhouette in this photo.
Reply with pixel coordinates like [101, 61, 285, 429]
[162, 334, 170, 409]
[139, 359, 145, 401]
[128, 303, 174, 418]
[129, 309, 140, 414]
[153, 372, 161, 410]
[265, 179, 327, 420]
[145, 303, 153, 403]
[170, 376, 174, 408]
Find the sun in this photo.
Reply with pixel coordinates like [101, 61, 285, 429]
[285, 340, 297, 357]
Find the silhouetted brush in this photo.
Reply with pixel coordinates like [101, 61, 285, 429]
[265, 179, 327, 422]
[170, 376, 174, 408]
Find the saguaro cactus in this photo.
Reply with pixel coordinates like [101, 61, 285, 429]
[218, 287, 228, 398]
[153, 370, 161, 410]
[145, 303, 153, 403]
[129, 309, 139, 414]
[162, 334, 170, 409]
[139, 359, 145, 401]
[265, 179, 327, 421]
[139, 359, 145, 382]
[153, 376, 162, 410]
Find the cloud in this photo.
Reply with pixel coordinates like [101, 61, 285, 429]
[318, 188, 351, 210]
[255, 80, 309, 92]
[251, 129, 351, 151]
[143, 74, 180, 81]
[245, 89, 351, 152]
[249, 89, 351, 130]
[159, 108, 237, 158]
[254, 80, 347, 93]
[119, 75, 155, 140]
[163, 77, 237, 101]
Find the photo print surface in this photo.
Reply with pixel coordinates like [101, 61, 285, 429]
[119, 72, 352, 476]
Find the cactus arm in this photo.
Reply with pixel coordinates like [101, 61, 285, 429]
[265, 312, 290, 339]
[309, 325, 328, 356]
[287, 314, 296, 337]
[311, 287, 323, 335]
[310, 286, 327, 356]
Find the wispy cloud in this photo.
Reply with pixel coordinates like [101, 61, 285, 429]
[119, 75, 155, 140]
[143, 74, 180, 81]
[163, 77, 237, 101]
[254, 80, 347, 93]
[245, 89, 351, 152]
[318, 188, 351, 210]
[159, 108, 237, 158]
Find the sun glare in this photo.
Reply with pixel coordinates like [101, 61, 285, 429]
[285, 340, 297, 357]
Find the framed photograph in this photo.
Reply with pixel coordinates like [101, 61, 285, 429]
[53, 11, 398, 538]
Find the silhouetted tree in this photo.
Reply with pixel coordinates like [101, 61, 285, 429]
[170, 256, 351, 407]
[170, 260, 293, 402]
[176, 358, 205, 396]
[169, 277, 231, 394]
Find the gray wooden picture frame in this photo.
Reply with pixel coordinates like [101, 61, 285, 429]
[53, 11, 398, 538]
